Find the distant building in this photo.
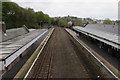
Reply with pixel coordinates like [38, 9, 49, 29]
[68, 21, 73, 27]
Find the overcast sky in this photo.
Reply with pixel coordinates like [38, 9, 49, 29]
[11, 0, 119, 20]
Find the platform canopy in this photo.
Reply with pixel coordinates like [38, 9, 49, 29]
[0, 28, 48, 69]
[72, 24, 120, 49]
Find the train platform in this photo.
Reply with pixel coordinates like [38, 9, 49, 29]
[2, 27, 119, 80]
[19, 27, 107, 79]
[1, 28, 53, 79]
[66, 28, 120, 79]
[0, 28, 48, 71]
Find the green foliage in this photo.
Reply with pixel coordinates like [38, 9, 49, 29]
[0, 1, 2, 20]
[2, 2, 88, 29]
[73, 19, 83, 26]
[116, 20, 120, 24]
[103, 19, 112, 24]
[2, 2, 52, 29]
[92, 21, 97, 24]
[52, 16, 84, 27]
[86, 18, 93, 21]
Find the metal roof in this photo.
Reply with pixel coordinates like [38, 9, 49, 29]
[84, 24, 119, 35]
[0, 29, 48, 59]
[72, 24, 120, 49]
[0, 29, 48, 68]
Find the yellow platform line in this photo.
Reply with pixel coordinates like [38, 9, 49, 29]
[14, 28, 54, 79]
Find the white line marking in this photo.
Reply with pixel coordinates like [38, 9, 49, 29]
[24, 29, 54, 79]
[4, 30, 48, 67]
[65, 29, 119, 80]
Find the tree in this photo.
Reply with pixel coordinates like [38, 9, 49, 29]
[2, 2, 52, 29]
[0, 1, 2, 20]
[103, 19, 112, 24]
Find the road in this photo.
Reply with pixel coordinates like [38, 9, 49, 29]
[27, 27, 104, 79]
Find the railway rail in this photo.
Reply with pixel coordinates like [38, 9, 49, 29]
[22, 28, 54, 79]
[14, 27, 119, 80]
[27, 43, 53, 79]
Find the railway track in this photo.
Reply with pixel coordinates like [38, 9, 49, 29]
[28, 45, 53, 79]
[23, 28, 54, 79]
[22, 27, 117, 79]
